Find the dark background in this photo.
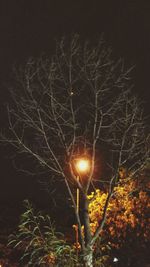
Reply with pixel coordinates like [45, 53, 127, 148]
[0, 0, 150, 207]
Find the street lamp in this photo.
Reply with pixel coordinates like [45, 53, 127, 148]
[75, 158, 90, 174]
[74, 158, 90, 259]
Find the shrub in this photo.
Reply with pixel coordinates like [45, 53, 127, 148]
[8, 200, 76, 266]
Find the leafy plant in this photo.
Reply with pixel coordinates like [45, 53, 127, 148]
[88, 175, 150, 246]
[87, 173, 150, 266]
[8, 200, 76, 266]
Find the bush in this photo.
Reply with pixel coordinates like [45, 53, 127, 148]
[8, 200, 76, 266]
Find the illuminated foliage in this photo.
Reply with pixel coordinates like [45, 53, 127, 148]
[88, 173, 150, 248]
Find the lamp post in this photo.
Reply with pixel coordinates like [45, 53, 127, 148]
[74, 158, 90, 260]
[76, 174, 79, 260]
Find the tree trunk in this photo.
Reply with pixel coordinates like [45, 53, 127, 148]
[82, 195, 92, 245]
[83, 246, 93, 267]
[82, 195, 93, 266]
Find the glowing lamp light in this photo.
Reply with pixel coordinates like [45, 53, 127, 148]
[75, 158, 90, 174]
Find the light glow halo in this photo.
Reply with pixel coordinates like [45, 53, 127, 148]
[75, 158, 90, 174]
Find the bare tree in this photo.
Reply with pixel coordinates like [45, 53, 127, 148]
[1, 35, 149, 266]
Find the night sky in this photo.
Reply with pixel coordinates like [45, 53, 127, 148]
[0, 1, 150, 204]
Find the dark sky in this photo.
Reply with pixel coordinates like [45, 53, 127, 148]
[0, 0, 150, 203]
